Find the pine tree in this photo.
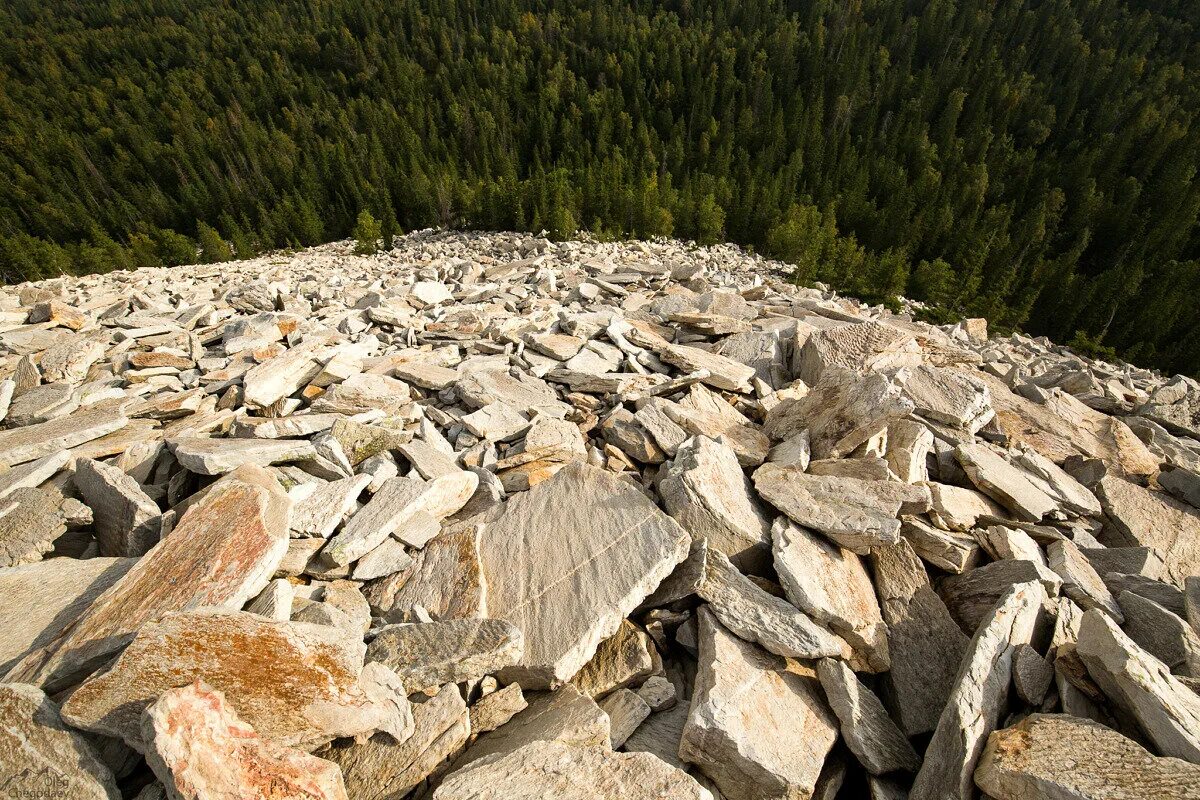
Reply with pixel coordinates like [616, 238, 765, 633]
[197, 221, 234, 263]
[352, 210, 382, 254]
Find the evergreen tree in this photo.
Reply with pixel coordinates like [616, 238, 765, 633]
[197, 221, 234, 263]
[352, 210, 382, 254]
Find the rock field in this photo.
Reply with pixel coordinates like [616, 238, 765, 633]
[1, 228, 1200, 799]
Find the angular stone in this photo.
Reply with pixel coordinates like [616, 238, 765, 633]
[73, 457, 161, 557]
[392, 360, 459, 390]
[242, 339, 328, 410]
[5, 465, 290, 691]
[172, 436, 318, 475]
[462, 402, 531, 442]
[0, 557, 135, 674]
[926, 481, 1005, 531]
[364, 521, 486, 622]
[313, 373, 413, 416]
[436, 740, 711, 800]
[975, 713, 1200, 800]
[0, 487, 79, 567]
[764, 367, 914, 460]
[938, 559, 1061, 634]
[871, 539, 970, 736]
[901, 364, 994, 433]
[324, 685, 470, 800]
[1159, 465, 1200, 510]
[367, 619, 523, 692]
[599, 687, 651, 748]
[0, 683, 119, 799]
[681, 609, 838, 800]
[1096, 475, 1200, 586]
[246, 578, 294, 621]
[796, 321, 921, 384]
[0, 407, 128, 467]
[659, 343, 755, 391]
[1138, 378, 1200, 439]
[453, 684, 610, 770]
[290, 473, 371, 538]
[956, 443, 1058, 521]
[659, 436, 772, 574]
[773, 519, 888, 671]
[977, 524, 1046, 565]
[142, 680, 348, 800]
[624, 696, 691, 769]
[457, 369, 569, 417]
[325, 471, 476, 565]
[1075, 608, 1200, 762]
[909, 580, 1048, 800]
[477, 463, 690, 688]
[697, 542, 850, 660]
[816, 657, 920, 775]
[571, 620, 656, 698]
[61, 609, 412, 752]
[902, 515, 982, 573]
[636, 675, 677, 711]
[1012, 643, 1054, 705]
[754, 462, 912, 553]
[886, 418, 933, 483]
[1047, 539, 1123, 621]
[1116, 591, 1200, 676]
[0, 450, 70, 504]
[1104, 571, 1185, 615]
[469, 683, 527, 734]
[1011, 446, 1102, 518]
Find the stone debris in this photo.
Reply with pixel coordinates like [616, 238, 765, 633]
[0, 683, 119, 800]
[975, 713, 1200, 800]
[0, 230, 1195, 796]
[142, 680, 348, 800]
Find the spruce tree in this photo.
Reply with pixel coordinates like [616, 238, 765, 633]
[352, 210, 382, 255]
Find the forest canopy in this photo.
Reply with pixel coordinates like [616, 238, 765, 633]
[1, 0, 1198, 374]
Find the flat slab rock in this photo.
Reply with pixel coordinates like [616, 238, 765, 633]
[0, 683, 119, 800]
[0, 556, 135, 674]
[366, 618, 523, 692]
[754, 462, 923, 553]
[681, 608, 838, 800]
[435, 740, 712, 800]
[61, 609, 412, 752]
[142, 680, 348, 800]
[5, 465, 291, 691]
[476, 462, 690, 688]
[975, 713, 1200, 800]
[323, 684, 470, 800]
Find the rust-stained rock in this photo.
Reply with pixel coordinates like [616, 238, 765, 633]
[61, 609, 412, 752]
[4, 465, 290, 691]
[142, 680, 348, 800]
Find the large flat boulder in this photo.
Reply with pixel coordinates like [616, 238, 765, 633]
[680, 608, 838, 800]
[476, 463, 690, 688]
[4, 465, 291, 691]
[61, 609, 412, 752]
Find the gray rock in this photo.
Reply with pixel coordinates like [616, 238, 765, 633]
[1075, 608, 1200, 762]
[1159, 465, 1200, 510]
[975, 713, 1200, 800]
[435, 740, 712, 800]
[764, 367, 914, 460]
[571, 620, 656, 699]
[659, 436, 772, 574]
[476, 463, 690, 688]
[0, 683, 119, 799]
[871, 539, 970, 736]
[1116, 591, 1200, 677]
[680, 609, 838, 800]
[72, 457, 161, 557]
[1047, 539, 1123, 621]
[956, 443, 1058, 521]
[773, 519, 889, 672]
[909, 580, 1048, 800]
[367, 618, 524, 692]
[324, 685, 471, 800]
[1095, 475, 1200, 586]
[816, 657, 920, 774]
[469, 683, 527, 734]
[599, 687, 651, 748]
[938, 559, 1061, 634]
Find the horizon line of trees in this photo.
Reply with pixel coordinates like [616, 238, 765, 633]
[2, 0, 1198, 374]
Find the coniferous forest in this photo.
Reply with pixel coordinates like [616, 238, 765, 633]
[1, 0, 1199, 373]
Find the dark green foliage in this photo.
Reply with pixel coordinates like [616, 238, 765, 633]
[0, 0, 1197, 373]
[352, 210, 382, 255]
[197, 221, 233, 264]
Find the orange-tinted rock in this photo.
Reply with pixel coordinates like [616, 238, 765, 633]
[62, 610, 413, 752]
[143, 680, 348, 800]
[4, 465, 290, 691]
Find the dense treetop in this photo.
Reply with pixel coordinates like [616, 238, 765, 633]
[1, 0, 1198, 373]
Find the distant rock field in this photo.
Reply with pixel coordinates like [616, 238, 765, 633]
[1, 229, 1199, 799]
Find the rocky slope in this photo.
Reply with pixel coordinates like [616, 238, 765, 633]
[1, 229, 1199, 799]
